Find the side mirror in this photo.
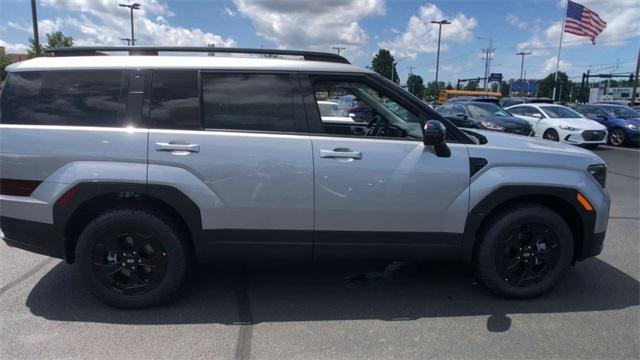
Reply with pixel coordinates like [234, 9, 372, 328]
[456, 113, 468, 120]
[423, 120, 451, 158]
[597, 115, 608, 121]
[348, 113, 356, 119]
[531, 113, 543, 119]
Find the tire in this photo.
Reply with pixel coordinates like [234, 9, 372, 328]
[608, 128, 626, 147]
[75, 209, 189, 308]
[475, 204, 573, 299]
[543, 129, 560, 142]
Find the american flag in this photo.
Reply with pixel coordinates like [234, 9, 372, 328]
[565, 0, 607, 44]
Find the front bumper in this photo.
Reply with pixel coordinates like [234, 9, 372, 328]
[0, 216, 63, 259]
[562, 129, 607, 144]
[575, 231, 606, 261]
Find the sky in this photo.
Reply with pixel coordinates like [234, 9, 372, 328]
[0, 0, 638, 85]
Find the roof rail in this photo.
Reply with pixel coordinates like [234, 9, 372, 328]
[45, 46, 350, 64]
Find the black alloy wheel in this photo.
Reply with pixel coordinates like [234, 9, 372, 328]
[91, 229, 169, 295]
[76, 209, 188, 308]
[494, 223, 561, 287]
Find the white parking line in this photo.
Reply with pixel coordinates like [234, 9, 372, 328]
[599, 145, 640, 152]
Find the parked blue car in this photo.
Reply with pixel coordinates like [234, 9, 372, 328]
[573, 104, 640, 146]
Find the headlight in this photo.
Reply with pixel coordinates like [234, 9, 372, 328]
[480, 121, 505, 131]
[625, 123, 637, 130]
[558, 124, 580, 131]
[588, 164, 607, 188]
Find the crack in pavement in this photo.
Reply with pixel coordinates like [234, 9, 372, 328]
[0, 258, 54, 297]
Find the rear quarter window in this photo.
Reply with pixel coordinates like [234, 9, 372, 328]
[1, 70, 125, 126]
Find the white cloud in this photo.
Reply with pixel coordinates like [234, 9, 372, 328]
[541, 56, 572, 75]
[233, 0, 385, 57]
[517, 0, 639, 52]
[505, 14, 528, 30]
[378, 3, 477, 59]
[8, 18, 64, 35]
[0, 39, 29, 53]
[223, 7, 237, 17]
[28, 0, 236, 47]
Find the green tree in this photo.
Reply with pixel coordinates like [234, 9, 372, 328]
[445, 82, 453, 90]
[406, 74, 425, 97]
[423, 81, 445, 100]
[463, 80, 478, 91]
[371, 49, 399, 84]
[499, 80, 510, 97]
[28, 31, 74, 57]
[0, 54, 12, 81]
[538, 71, 573, 102]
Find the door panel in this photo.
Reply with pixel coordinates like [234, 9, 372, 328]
[312, 136, 470, 257]
[148, 130, 314, 256]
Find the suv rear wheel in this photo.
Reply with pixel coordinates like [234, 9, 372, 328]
[475, 204, 573, 298]
[75, 209, 188, 308]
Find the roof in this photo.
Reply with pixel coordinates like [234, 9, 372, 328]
[7, 55, 372, 74]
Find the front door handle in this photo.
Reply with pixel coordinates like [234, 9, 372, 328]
[155, 142, 200, 153]
[320, 148, 362, 160]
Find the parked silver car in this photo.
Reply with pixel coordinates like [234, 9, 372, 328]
[0, 47, 610, 308]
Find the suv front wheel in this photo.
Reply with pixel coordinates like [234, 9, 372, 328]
[75, 209, 189, 308]
[475, 204, 573, 298]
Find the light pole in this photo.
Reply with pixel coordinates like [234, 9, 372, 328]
[431, 20, 450, 96]
[121, 38, 132, 46]
[332, 46, 346, 55]
[516, 51, 532, 96]
[119, 3, 140, 46]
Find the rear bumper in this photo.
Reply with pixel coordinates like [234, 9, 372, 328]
[0, 216, 63, 259]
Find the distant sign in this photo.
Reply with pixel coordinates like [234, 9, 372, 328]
[488, 73, 503, 82]
[511, 82, 538, 92]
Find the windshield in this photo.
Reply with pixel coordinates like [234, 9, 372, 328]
[540, 106, 583, 118]
[466, 103, 510, 117]
[318, 102, 348, 117]
[602, 106, 640, 119]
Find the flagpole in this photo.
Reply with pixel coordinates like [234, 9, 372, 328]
[552, 0, 569, 102]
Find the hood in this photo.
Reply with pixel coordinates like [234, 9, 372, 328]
[465, 129, 604, 162]
[476, 115, 530, 127]
[555, 117, 607, 130]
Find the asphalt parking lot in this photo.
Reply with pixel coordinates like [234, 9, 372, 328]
[0, 145, 638, 360]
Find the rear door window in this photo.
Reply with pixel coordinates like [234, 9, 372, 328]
[1, 70, 125, 126]
[149, 71, 201, 130]
[202, 73, 301, 132]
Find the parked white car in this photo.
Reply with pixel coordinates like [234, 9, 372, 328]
[317, 101, 356, 124]
[506, 103, 607, 148]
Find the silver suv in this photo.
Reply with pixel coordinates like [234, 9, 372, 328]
[0, 47, 610, 308]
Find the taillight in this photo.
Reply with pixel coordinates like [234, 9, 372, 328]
[0, 179, 42, 196]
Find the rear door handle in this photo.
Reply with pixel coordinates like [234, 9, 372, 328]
[155, 142, 200, 153]
[320, 148, 362, 160]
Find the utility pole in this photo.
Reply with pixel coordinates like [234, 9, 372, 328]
[516, 51, 532, 96]
[631, 47, 640, 106]
[479, 37, 493, 92]
[431, 20, 451, 97]
[121, 38, 132, 46]
[332, 46, 346, 55]
[119, 3, 140, 46]
[30, 0, 41, 56]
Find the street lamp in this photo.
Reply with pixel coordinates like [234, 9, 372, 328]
[516, 51, 532, 96]
[119, 3, 140, 46]
[332, 46, 346, 55]
[391, 57, 410, 84]
[431, 20, 450, 96]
